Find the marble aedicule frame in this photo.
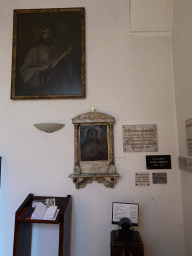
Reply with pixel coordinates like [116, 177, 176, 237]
[69, 111, 120, 189]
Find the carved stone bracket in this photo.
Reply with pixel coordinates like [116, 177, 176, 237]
[69, 172, 120, 189]
[69, 111, 120, 189]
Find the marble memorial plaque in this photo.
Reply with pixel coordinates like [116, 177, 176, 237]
[123, 124, 158, 152]
[152, 173, 167, 184]
[135, 172, 150, 186]
[146, 155, 171, 169]
[187, 158, 192, 173]
[186, 118, 192, 156]
[178, 156, 192, 173]
[178, 157, 187, 171]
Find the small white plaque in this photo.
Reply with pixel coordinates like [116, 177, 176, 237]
[178, 157, 188, 171]
[123, 124, 158, 152]
[135, 172, 150, 186]
[187, 158, 192, 173]
[185, 118, 192, 156]
[178, 156, 192, 173]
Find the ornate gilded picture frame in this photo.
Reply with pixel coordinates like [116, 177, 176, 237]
[11, 8, 85, 100]
[69, 111, 120, 189]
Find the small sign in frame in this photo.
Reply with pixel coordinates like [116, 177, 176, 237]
[112, 202, 139, 226]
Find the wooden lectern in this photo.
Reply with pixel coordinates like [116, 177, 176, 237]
[13, 194, 72, 256]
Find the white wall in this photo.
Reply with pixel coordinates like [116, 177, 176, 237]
[173, 0, 192, 255]
[0, 0, 185, 255]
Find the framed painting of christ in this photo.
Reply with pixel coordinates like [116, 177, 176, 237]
[11, 7, 86, 100]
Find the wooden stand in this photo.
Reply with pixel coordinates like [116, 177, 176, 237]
[13, 194, 72, 256]
[111, 230, 144, 256]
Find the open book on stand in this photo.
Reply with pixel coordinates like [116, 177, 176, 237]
[31, 202, 59, 221]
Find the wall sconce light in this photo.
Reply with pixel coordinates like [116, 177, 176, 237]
[33, 123, 65, 133]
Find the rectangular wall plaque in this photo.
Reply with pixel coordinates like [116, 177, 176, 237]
[123, 124, 158, 152]
[135, 172, 150, 186]
[186, 118, 192, 156]
[146, 155, 171, 169]
[178, 157, 188, 171]
[152, 173, 167, 184]
[187, 158, 192, 173]
[178, 156, 192, 173]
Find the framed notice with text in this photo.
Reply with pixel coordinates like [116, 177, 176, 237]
[11, 8, 85, 100]
[112, 202, 139, 226]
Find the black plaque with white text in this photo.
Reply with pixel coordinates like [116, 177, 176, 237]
[146, 155, 171, 169]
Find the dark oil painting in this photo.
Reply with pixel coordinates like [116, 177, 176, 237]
[11, 8, 85, 99]
[80, 125, 108, 161]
